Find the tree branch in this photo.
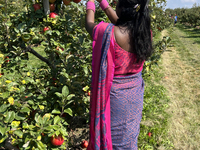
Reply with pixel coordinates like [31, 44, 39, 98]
[4, 136, 19, 150]
[25, 46, 53, 68]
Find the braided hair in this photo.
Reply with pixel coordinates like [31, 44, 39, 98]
[116, 0, 153, 62]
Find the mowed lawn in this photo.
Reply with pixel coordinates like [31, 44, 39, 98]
[160, 23, 200, 150]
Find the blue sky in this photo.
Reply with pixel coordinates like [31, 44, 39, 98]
[165, 0, 199, 9]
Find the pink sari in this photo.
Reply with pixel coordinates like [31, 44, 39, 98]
[87, 22, 115, 150]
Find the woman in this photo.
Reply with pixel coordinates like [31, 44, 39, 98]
[85, 0, 153, 149]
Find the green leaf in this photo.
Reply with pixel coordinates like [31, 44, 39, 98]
[15, 114, 26, 120]
[61, 72, 69, 79]
[67, 94, 75, 100]
[36, 141, 46, 150]
[0, 104, 10, 113]
[0, 126, 7, 136]
[2, 92, 10, 99]
[62, 86, 69, 97]
[83, 65, 88, 75]
[27, 100, 34, 105]
[4, 111, 15, 123]
[64, 108, 73, 116]
[13, 130, 23, 138]
[53, 125, 60, 130]
[20, 107, 30, 113]
[44, 126, 54, 131]
[52, 109, 61, 114]
[54, 116, 61, 125]
[0, 135, 8, 144]
[55, 92, 62, 98]
[82, 86, 89, 92]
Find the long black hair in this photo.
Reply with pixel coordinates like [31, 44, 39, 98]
[116, 0, 153, 62]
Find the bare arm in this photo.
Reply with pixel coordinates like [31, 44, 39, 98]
[85, 0, 119, 37]
[85, 0, 97, 37]
[102, 4, 119, 24]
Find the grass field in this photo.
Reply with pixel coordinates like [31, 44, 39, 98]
[28, 45, 47, 67]
[160, 23, 200, 150]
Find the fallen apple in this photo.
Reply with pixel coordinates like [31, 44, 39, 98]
[81, 140, 88, 148]
[148, 132, 152, 137]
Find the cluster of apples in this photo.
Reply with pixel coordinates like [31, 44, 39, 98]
[33, 0, 81, 12]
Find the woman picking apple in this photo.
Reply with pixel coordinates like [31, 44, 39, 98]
[85, 0, 153, 149]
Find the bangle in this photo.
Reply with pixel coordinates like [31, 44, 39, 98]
[86, 1, 95, 13]
[100, 0, 110, 11]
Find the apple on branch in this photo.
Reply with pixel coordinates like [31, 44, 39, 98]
[43, 27, 50, 33]
[49, 3, 55, 12]
[33, 4, 41, 11]
[63, 0, 71, 5]
[51, 134, 64, 146]
[49, 0, 56, 3]
[73, 0, 81, 3]
[49, 12, 58, 18]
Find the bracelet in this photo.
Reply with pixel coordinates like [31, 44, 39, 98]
[86, 1, 95, 13]
[100, 0, 110, 11]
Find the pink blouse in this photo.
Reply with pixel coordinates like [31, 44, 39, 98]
[110, 27, 144, 75]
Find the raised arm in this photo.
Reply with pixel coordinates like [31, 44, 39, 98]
[97, 0, 118, 24]
[85, 0, 97, 37]
[85, 0, 119, 37]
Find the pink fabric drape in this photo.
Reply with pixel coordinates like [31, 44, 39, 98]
[88, 22, 115, 150]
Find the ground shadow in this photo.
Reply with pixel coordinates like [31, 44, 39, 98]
[176, 24, 200, 44]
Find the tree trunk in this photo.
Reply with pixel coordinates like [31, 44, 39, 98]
[43, 0, 50, 15]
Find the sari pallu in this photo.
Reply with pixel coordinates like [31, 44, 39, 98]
[88, 22, 144, 150]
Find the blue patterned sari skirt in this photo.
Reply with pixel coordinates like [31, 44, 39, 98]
[110, 72, 144, 150]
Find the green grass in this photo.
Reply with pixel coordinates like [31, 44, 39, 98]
[28, 45, 47, 67]
[176, 23, 200, 45]
[138, 34, 173, 149]
[158, 24, 200, 149]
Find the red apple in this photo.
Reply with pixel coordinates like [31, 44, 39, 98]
[81, 140, 88, 148]
[73, 0, 81, 3]
[49, 0, 56, 3]
[43, 27, 50, 33]
[5, 56, 9, 63]
[56, 47, 64, 51]
[25, 96, 28, 98]
[49, 3, 55, 12]
[61, 113, 66, 118]
[49, 12, 58, 18]
[41, 133, 46, 136]
[51, 135, 64, 146]
[148, 132, 152, 137]
[56, 47, 64, 55]
[63, 0, 71, 5]
[88, 91, 91, 96]
[33, 4, 41, 11]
